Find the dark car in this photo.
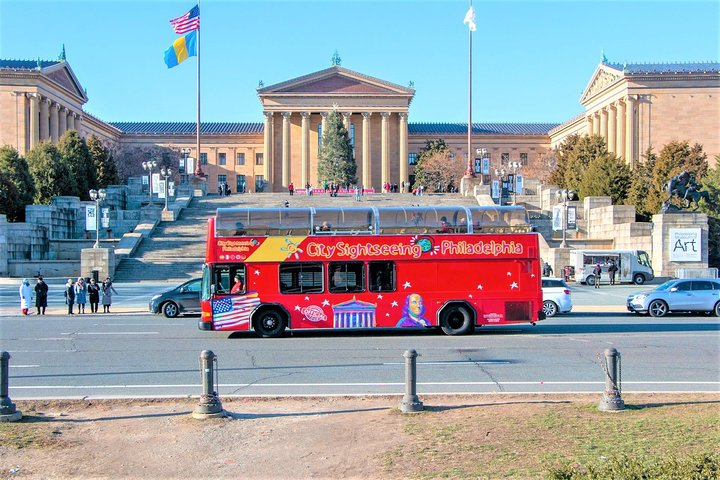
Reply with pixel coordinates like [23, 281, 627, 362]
[149, 278, 201, 318]
[627, 278, 720, 317]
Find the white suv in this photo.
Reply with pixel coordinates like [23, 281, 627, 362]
[542, 277, 573, 317]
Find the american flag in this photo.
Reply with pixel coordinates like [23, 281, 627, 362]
[212, 292, 261, 330]
[169, 5, 200, 35]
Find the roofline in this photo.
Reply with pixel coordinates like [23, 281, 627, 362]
[258, 65, 415, 95]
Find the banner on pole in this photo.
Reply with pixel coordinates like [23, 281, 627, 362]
[85, 205, 97, 231]
[491, 180, 500, 199]
[158, 180, 166, 199]
[482, 157, 490, 175]
[552, 206, 563, 231]
[567, 206, 577, 230]
[152, 173, 161, 194]
[101, 208, 109, 229]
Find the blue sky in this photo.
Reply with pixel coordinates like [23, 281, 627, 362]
[1, 1, 718, 125]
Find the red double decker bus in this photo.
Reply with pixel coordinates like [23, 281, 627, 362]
[200, 206, 544, 337]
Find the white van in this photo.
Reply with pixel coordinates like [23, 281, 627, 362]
[569, 249, 654, 286]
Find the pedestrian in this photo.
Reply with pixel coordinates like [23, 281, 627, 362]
[19, 278, 32, 315]
[75, 277, 88, 314]
[608, 258, 618, 285]
[35, 276, 48, 315]
[87, 277, 100, 313]
[593, 262, 602, 289]
[354, 185, 361, 202]
[64, 278, 76, 315]
[101, 277, 118, 313]
[288, 182, 294, 196]
[543, 262, 553, 277]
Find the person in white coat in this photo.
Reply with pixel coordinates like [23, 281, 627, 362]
[19, 278, 33, 315]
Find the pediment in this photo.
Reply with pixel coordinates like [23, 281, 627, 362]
[259, 66, 414, 96]
[42, 62, 88, 103]
[580, 64, 624, 104]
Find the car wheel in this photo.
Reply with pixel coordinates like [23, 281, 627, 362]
[586, 275, 596, 286]
[440, 305, 474, 335]
[543, 300, 559, 317]
[633, 274, 645, 285]
[715, 302, 720, 317]
[162, 301, 179, 318]
[254, 309, 286, 338]
[648, 300, 668, 318]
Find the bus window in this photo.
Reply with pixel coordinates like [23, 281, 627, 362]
[369, 261, 396, 292]
[329, 262, 365, 293]
[212, 265, 246, 295]
[279, 263, 323, 294]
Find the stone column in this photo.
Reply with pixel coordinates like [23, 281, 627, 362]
[607, 104, 617, 154]
[67, 109, 75, 131]
[593, 112, 601, 136]
[28, 94, 40, 147]
[600, 108, 608, 144]
[301, 112, 310, 188]
[262, 112, 273, 186]
[39, 97, 50, 141]
[381, 112, 390, 188]
[320, 112, 328, 142]
[616, 101, 626, 162]
[625, 96, 636, 168]
[12, 92, 28, 153]
[58, 106, 67, 138]
[281, 112, 291, 188]
[50, 102, 59, 143]
[586, 115, 593, 135]
[342, 112, 351, 132]
[399, 113, 408, 188]
[362, 112, 372, 189]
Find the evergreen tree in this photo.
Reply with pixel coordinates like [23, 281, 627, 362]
[650, 140, 709, 211]
[548, 133, 580, 187]
[317, 110, 356, 187]
[88, 135, 119, 187]
[699, 158, 720, 269]
[58, 130, 95, 199]
[0, 145, 35, 221]
[563, 134, 608, 191]
[26, 142, 76, 204]
[0, 170, 21, 222]
[578, 153, 630, 205]
[627, 147, 657, 220]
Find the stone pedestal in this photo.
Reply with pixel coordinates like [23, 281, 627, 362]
[460, 176, 484, 197]
[161, 210, 177, 222]
[651, 212, 708, 277]
[191, 176, 207, 197]
[81, 248, 116, 281]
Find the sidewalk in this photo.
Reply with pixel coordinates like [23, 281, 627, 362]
[0, 306, 145, 317]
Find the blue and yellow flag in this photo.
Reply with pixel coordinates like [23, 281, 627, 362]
[164, 30, 197, 68]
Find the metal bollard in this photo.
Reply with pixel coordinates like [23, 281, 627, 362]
[0, 351, 22, 422]
[192, 350, 225, 419]
[598, 347, 625, 411]
[399, 349, 424, 413]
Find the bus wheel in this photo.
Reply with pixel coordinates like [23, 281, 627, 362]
[254, 310, 286, 338]
[440, 305, 474, 336]
[633, 274, 646, 285]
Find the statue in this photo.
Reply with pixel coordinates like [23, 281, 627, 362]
[661, 170, 710, 213]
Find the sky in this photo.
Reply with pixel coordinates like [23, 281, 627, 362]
[1, 0, 718, 125]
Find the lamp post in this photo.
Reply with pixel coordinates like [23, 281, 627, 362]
[142, 160, 157, 203]
[508, 161, 522, 204]
[180, 148, 191, 184]
[556, 189, 576, 248]
[160, 167, 173, 211]
[89, 188, 107, 248]
[494, 167, 507, 206]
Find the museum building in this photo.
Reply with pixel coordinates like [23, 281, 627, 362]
[1, 56, 718, 193]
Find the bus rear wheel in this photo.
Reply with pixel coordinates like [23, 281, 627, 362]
[440, 305, 474, 336]
[254, 310, 286, 338]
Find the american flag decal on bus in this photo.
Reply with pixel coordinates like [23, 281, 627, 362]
[212, 292, 261, 329]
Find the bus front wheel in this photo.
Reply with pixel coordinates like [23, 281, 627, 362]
[440, 305, 474, 336]
[254, 310, 286, 338]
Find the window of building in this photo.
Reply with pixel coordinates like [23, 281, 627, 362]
[218, 174, 227, 185]
[408, 153, 418, 165]
[501, 153, 510, 165]
[369, 261, 396, 292]
[236, 174, 246, 193]
[200, 153, 208, 165]
[255, 153, 263, 165]
[329, 262, 364, 293]
[279, 262, 324, 294]
[255, 175, 265, 192]
[218, 152, 226, 166]
[236, 153, 245, 165]
[520, 153, 528, 165]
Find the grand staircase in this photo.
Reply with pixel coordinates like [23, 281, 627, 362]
[112, 191, 479, 282]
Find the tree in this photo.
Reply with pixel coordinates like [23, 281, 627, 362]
[412, 140, 464, 192]
[58, 130, 95, 199]
[317, 110, 356, 187]
[563, 134, 608, 192]
[699, 158, 720, 269]
[578, 154, 630, 205]
[87, 135, 119, 187]
[0, 145, 35, 221]
[626, 147, 657, 220]
[548, 133, 580, 187]
[26, 142, 76, 204]
[0, 170, 21, 222]
[649, 140, 709, 212]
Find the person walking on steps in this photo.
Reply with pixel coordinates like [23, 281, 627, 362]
[101, 277, 118, 313]
[593, 263, 602, 289]
[87, 278, 100, 313]
[35, 276, 48, 315]
[74, 277, 88, 314]
[64, 278, 76, 315]
[19, 278, 32, 315]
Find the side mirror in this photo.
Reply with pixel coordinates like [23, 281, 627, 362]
[179, 287, 187, 293]
[669, 287, 678, 292]
[210, 284, 216, 295]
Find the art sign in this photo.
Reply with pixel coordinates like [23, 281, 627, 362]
[669, 228, 702, 262]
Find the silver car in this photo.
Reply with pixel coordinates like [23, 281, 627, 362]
[626, 278, 720, 317]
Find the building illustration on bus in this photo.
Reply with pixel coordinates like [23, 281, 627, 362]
[200, 205, 545, 337]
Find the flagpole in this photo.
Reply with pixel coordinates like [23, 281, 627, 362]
[465, 0, 474, 178]
[195, 0, 203, 177]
